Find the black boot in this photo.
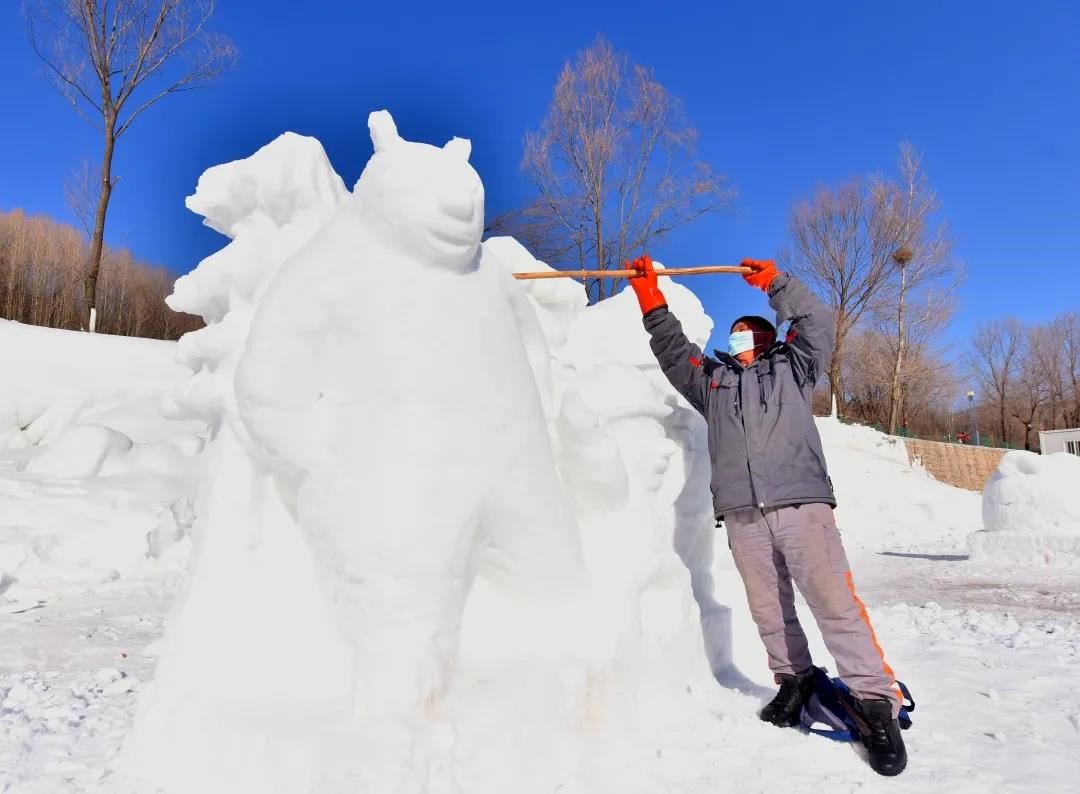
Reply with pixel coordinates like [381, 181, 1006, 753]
[854, 698, 907, 776]
[759, 672, 815, 727]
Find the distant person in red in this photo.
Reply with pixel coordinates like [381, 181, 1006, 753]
[628, 254, 907, 776]
[957, 432, 971, 444]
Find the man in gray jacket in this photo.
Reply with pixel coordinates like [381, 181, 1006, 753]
[628, 254, 907, 776]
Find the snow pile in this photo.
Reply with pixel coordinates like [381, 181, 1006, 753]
[0, 471, 196, 604]
[0, 323, 204, 604]
[0, 669, 135, 791]
[22, 424, 134, 479]
[969, 451, 1080, 566]
[126, 114, 721, 794]
[816, 418, 982, 554]
[0, 320, 194, 449]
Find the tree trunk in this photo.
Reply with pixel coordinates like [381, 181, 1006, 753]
[594, 200, 605, 301]
[886, 267, 907, 434]
[829, 332, 845, 417]
[85, 126, 116, 333]
[1015, 406, 1037, 451]
[999, 401, 1008, 446]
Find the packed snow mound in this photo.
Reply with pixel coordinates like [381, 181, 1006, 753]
[815, 418, 981, 554]
[0, 320, 197, 449]
[22, 424, 133, 479]
[0, 473, 195, 600]
[969, 451, 1080, 566]
[981, 451, 1080, 534]
[0, 324, 203, 603]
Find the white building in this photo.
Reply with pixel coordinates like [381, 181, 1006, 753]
[1039, 427, 1080, 455]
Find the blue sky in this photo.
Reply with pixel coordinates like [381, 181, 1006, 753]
[2, 1, 1078, 352]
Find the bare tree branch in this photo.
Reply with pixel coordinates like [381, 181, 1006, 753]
[63, 160, 101, 238]
[505, 36, 732, 302]
[969, 318, 1025, 445]
[23, 0, 236, 331]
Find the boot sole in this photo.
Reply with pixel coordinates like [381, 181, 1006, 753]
[869, 755, 907, 777]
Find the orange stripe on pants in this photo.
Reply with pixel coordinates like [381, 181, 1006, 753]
[844, 571, 903, 706]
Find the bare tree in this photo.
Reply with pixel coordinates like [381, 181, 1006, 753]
[782, 177, 902, 413]
[969, 318, 1024, 445]
[484, 201, 581, 266]
[1060, 312, 1080, 427]
[876, 142, 958, 434]
[1031, 317, 1067, 430]
[514, 36, 731, 302]
[843, 325, 956, 437]
[1011, 326, 1054, 450]
[25, 0, 236, 331]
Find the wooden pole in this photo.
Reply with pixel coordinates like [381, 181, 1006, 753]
[512, 265, 751, 280]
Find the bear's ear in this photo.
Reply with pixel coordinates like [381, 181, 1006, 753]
[443, 136, 471, 162]
[369, 110, 400, 153]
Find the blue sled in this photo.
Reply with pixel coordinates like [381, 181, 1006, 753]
[798, 666, 914, 743]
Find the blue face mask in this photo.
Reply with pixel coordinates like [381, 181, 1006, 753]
[728, 329, 756, 357]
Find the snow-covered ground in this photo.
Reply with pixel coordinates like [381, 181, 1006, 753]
[2, 330, 1078, 792]
[3, 116, 1078, 792]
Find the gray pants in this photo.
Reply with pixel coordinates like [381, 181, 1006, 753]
[726, 503, 900, 714]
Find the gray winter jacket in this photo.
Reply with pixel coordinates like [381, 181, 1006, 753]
[643, 273, 837, 518]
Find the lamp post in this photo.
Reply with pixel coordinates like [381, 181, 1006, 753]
[966, 390, 981, 446]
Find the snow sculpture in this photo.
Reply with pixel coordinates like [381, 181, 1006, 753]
[969, 450, 1080, 566]
[482, 240, 730, 687]
[235, 111, 587, 726]
[130, 113, 589, 793]
[557, 274, 734, 678]
[125, 134, 357, 792]
[128, 110, 738, 793]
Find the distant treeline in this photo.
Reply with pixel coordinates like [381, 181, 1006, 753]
[0, 209, 201, 340]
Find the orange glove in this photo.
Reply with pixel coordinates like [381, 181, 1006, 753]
[627, 254, 667, 314]
[741, 258, 780, 292]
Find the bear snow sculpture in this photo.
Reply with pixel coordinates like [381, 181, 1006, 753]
[234, 111, 588, 720]
[127, 114, 589, 793]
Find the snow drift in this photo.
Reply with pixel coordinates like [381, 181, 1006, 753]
[0, 319, 194, 449]
[817, 418, 981, 554]
[969, 451, 1080, 566]
[0, 322, 204, 603]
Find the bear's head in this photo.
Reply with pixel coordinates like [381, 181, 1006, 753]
[353, 110, 485, 272]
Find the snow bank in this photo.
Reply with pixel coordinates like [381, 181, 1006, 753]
[0, 320, 195, 449]
[0, 324, 204, 603]
[969, 451, 1080, 566]
[816, 418, 982, 554]
[22, 424, 133, 479]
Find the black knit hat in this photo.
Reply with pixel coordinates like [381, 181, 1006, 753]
[729, 314, 777, 336]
